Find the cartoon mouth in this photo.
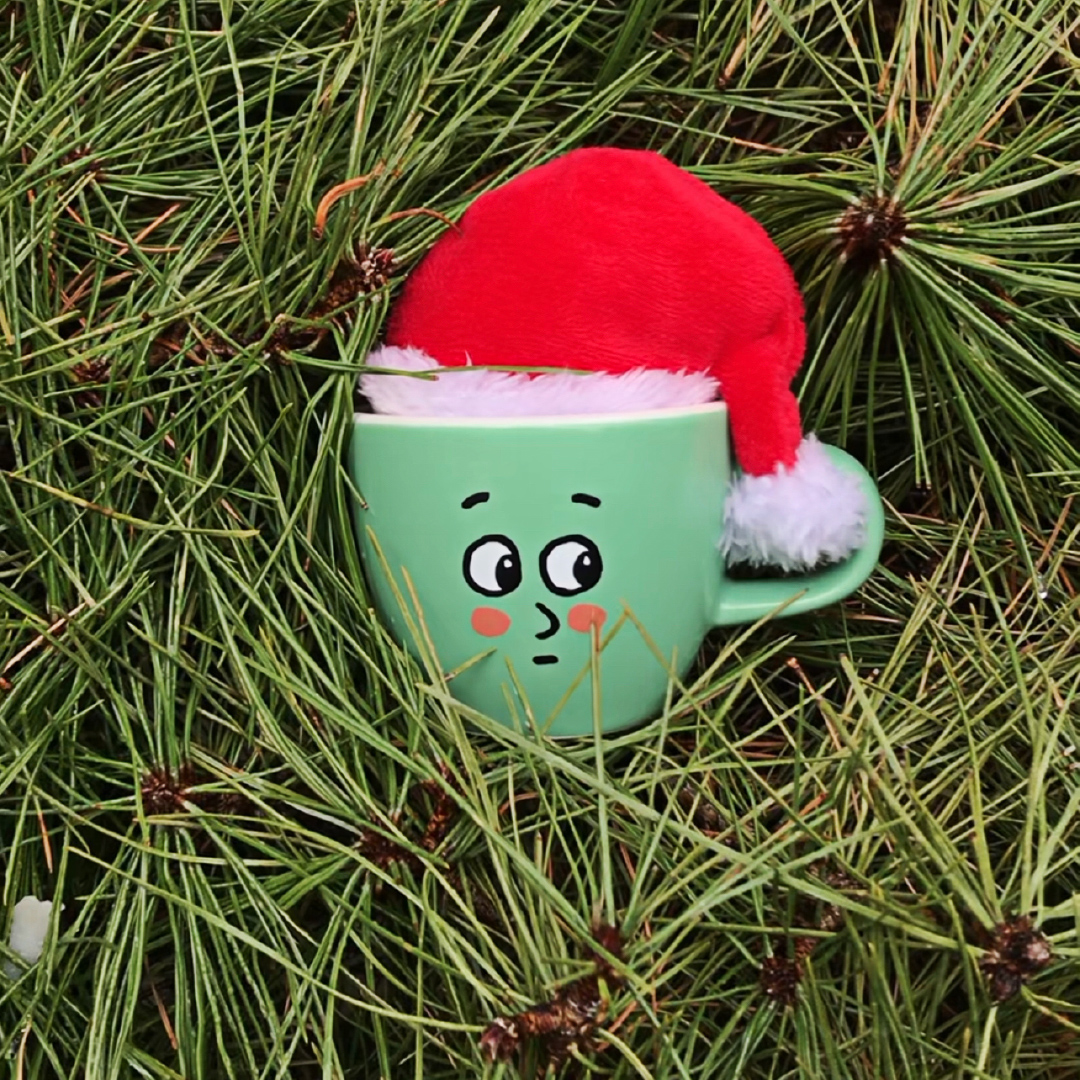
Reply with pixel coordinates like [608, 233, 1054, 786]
[532, 655, 559, 665]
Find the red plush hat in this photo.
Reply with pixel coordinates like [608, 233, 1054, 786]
[361, 147, 867, 570]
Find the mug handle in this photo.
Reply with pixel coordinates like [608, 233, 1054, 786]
[712, 446, 885, 628]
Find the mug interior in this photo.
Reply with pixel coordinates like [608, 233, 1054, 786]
[352, 401, 727, 428]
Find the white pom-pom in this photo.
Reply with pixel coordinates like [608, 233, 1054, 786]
[360, 346, 718, 417]
[4, 896, 61, 978]
[722, 435, 868, 571]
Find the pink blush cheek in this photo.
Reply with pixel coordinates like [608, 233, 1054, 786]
[471, 607, 512, 637]
[568, 604, 606, 633]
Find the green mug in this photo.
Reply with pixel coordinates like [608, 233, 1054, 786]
[349, 403, 883, 737]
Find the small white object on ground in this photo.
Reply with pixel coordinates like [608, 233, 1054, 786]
[3, 896, 61, 979]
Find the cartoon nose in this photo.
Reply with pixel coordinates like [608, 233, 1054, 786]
[535, 602, 560, 640]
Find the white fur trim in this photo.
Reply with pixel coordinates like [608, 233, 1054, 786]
[360, 345, 718, 416]
[722, 436, 868, 571]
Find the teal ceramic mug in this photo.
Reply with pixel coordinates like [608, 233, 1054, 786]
[349, 404, 883, 737]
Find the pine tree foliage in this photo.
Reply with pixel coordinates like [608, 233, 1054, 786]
[1, 1, 1078, 1077]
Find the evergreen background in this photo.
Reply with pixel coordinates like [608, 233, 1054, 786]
[1, 1, 1078, 1077]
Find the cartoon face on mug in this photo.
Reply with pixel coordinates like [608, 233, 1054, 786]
[459, 489, 608, 664]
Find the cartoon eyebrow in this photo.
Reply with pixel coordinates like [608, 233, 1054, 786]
[571, 493, 601, 507]
[461, 492, 490, 509]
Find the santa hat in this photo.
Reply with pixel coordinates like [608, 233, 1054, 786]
[360, 147, 868, 571]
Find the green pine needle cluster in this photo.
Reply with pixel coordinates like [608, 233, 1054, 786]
[2, 1, 1078, 1077]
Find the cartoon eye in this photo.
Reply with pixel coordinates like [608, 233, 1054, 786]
[539, 535, 603, 596]
[463, 535, 522, 596]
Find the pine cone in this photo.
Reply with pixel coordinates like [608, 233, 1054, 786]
[760, 954, 803, 1007]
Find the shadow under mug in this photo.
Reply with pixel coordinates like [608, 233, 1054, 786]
[349, 403, 884, 737]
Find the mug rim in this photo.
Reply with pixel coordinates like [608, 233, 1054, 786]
[352, 401, 727, 429]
